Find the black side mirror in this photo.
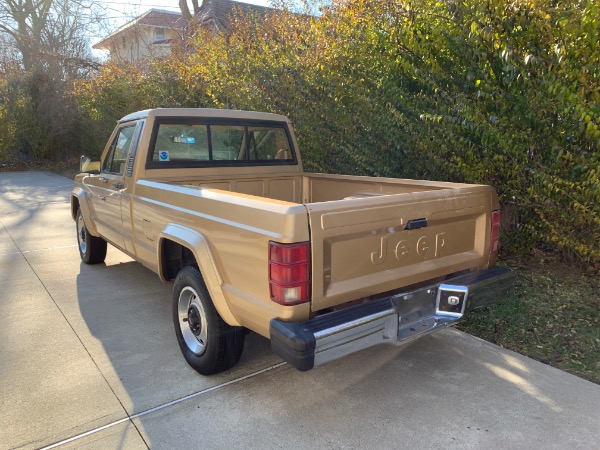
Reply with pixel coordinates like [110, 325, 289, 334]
[80, 155, 101, 174]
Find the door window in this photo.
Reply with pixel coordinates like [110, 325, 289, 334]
[103, 125, 136, 175]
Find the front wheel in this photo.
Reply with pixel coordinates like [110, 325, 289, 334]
[173, 266, 245, 375]
[76, 208, 107, 264]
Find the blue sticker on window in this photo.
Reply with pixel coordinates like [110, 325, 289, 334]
[173, 136, 196, 144]
[159, 151, 169, 161]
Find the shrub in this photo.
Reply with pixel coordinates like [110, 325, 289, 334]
[75, 0, 599, 264]
[0, 68, 89, 161]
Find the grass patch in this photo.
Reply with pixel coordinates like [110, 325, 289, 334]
[459, 257, 600, 384]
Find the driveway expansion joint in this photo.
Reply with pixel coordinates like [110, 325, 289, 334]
[39, 362, 287, 449]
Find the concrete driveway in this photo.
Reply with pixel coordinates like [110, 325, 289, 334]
[1, 171, 599, 450]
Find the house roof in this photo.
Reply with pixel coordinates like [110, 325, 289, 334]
[196, 0, 275, 31]
[93, 9, 185, 49]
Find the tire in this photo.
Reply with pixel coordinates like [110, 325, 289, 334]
[76, 208, 107, 264]
[173, 266, 245, 375]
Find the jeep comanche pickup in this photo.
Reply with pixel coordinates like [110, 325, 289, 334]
[72, 108, 515, 375]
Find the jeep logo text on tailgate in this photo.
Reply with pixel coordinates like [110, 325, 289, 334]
[371, 233, 446, 265]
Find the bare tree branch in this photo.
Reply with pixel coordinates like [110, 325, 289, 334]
[0, 0, 104, 74]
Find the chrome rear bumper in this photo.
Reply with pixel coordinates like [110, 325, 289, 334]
[270, 266, 515, 371]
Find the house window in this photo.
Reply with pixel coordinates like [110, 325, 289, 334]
[155, 28, 165, 40]
[122, 36, 126, 49]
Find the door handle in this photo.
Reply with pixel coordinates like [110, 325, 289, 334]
[99, 176, 108, 183]
[113, 183, 124, 189]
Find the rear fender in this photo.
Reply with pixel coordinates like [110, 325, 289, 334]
[158, 224, 240, 327]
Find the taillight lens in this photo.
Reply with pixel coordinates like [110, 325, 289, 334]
[269, 242, 309, 265]
[270, 263, 309, 284]
[490, 210, 501, 254]
[269, 241, 311, 305]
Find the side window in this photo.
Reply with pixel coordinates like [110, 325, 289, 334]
[126, 121, 144, 177]
[102, 125, 136, 175]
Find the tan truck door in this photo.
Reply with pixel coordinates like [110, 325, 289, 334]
[85, 124, 136, 248]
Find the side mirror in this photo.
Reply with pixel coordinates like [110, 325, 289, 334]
[80, 155, 101, 174]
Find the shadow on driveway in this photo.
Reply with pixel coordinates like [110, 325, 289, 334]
[75, 256, 600, 448]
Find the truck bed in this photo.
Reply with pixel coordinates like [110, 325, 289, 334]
[148, 172, 494, 313]
[151, 171, 475, 204]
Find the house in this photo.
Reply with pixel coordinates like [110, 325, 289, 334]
[93, 0, 275, 63]
[93, 9, 186, 62]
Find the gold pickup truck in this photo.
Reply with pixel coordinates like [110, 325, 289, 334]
[72, 108, 515, 375]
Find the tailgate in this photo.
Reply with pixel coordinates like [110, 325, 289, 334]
[307, 186, 494, 311]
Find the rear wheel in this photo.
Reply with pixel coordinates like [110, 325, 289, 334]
[76, 208, 107, 264]
[173, 266, 245, 375]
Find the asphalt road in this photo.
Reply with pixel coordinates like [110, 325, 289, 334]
[1, 171, 599, 450]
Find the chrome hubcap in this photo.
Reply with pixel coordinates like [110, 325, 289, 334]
[77, 214, 87, 254]
[178, 286, 208, 355]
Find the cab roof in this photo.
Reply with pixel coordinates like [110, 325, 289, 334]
[118, 108, 290, 123]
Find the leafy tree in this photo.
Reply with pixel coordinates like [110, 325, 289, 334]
[76, 0, 599, 264]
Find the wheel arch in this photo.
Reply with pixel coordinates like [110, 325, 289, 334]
[71, 188, 100, 236]
[158, 224, 240, 327]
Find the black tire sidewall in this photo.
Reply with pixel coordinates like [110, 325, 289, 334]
[172, 266, 240, 375]
[76, 208, 106, 264]
[77, 209, 91, 263]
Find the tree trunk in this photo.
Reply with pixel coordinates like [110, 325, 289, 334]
[191, 0, 200, 15]
[179, 0, 192, 21]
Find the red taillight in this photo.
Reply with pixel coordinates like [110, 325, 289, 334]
[490, 210, 501, 254]
[269, 241, 311, 305]
[269, 242, 309, 265]
[270, 263, 309, 284]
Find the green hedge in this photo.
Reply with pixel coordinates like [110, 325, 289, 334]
[71, 0, 599, 264]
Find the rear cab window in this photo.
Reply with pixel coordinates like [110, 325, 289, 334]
[146, 118, 296, 169]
